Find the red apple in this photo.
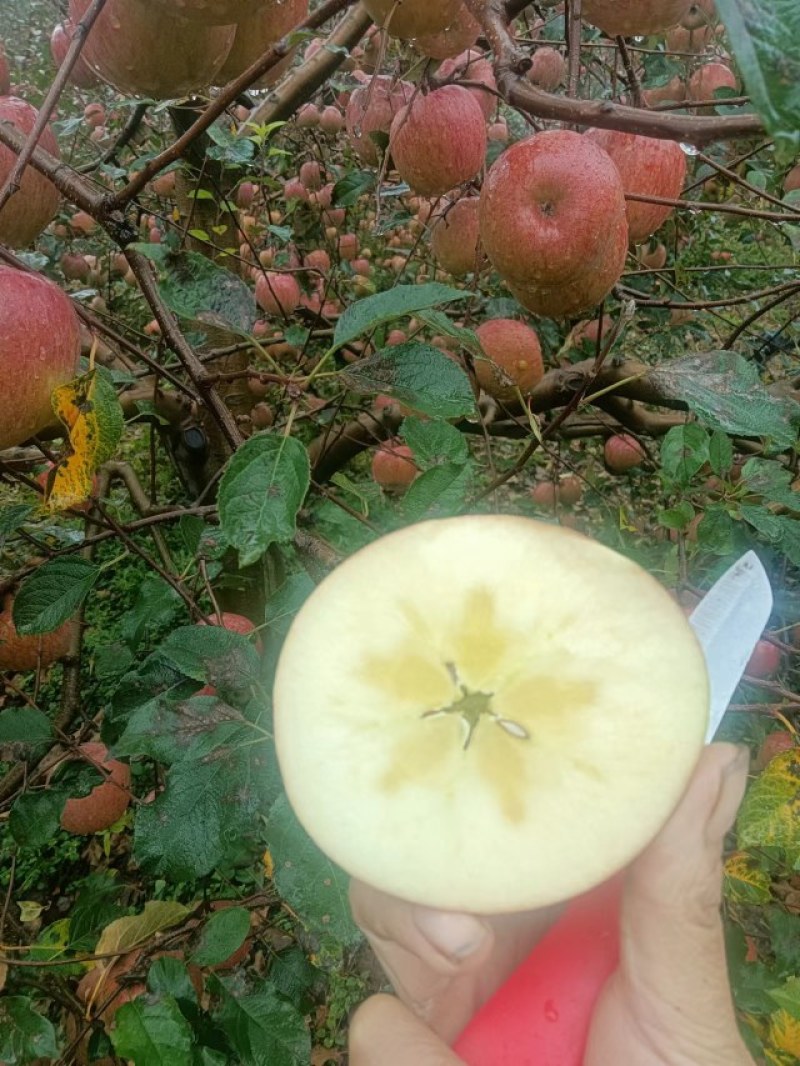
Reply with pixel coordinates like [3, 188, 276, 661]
[255, 271, 301, 317]
[214, 0, 307, 88]
[299, 160, 322, 190]
[687, 62, 737, 102]
[528, 47, 565, 91]
[201, 611, 263, 652]
[582, 0, 693, 36]
[371, 440, 419, 491]
[474, 319, 544, 402]
[50, 20, 100, 88]
[0, 96, 61, 248]
[61, 253, 91, 281]
[0, 41, 10, 94]
[69, 0, 235, 99]
[431, 196, 483, 277]
[745, 640, 781, 680]
[437, 49, 497, 120]
[346, 76, 414, 165]
[297, 103, 320, 128]
[665, 23, 714, 52]
[531, 481, 558, 509]
[0, 267, 81, 449]
[604, 433, 645, 473]
[784, 164, 800, 195]
[138, 0, 273, 23]
[639, 241, 668, 269]
[319, 105, 344, 133]
[415, 4, 480, 59]
[755, 730, 795, 771]
[361, 0, 462, 40]
[250, 402, 274, 429]
[642, 75, 686, 107]
[0, 591, 73, 671]
[680, 0, 716, 29]
[389, 85, 487, 197]
[60, 742, 132, 835]
[480, 130, 629, 318]
[583, 128, 687, 242]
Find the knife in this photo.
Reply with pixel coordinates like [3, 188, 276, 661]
[452, 550, 773, 1066]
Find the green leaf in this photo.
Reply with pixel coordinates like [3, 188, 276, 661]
[9, 790, 66, 848]
[715, 0, 800, 160]
[401, 417, 469, 468]
[269, 947, 318, 1011]
[740, 457, 800, 509]
[263, 572, 316, 678]
[658, 501, 696, 530]
[0, 997, 59, 1063]
[332, 170, 377, 206]
[334, 283, 470, 348]
[737, 750, 800, 859]
[114, 695, 251, 764]
[191, 906, 250, 967]
[266, 793, 361, 947]
[111, 997, 194, 1066]
[650, 352, 800, 447]
[769, 909, 800, 979]
[120, 575, 184, 650]
[660, 424, 710, 487]
[0, 706, 53, 747]
[768, 976, 800, 1021]
[211, 976, 311, 1065]
[133, 245, 257, 336]
[12, 557, 99, 635]
[416, 310, 483, 357]
[218, 432, 310, 567]
[740, 505, 800, 568]
[0, 503, 34, 544]
[148, 956, 199, 1006]
[402, 463, 474, 521]
[696, 506, 738, 555]
[708, 430, 734, 476]
[342, 344, 475, 419]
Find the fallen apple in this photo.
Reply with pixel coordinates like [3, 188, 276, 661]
[274, 515, 708, 913]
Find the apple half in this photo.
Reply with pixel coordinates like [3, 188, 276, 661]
[274, 516, 708, 913]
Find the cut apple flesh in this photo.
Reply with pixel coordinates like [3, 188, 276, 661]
[274, 516, 709, 913]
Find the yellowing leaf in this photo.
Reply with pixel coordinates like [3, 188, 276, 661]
[723, 851, 772, 904]
[263, 848, 274, 879]
[45, 369, 122, 512]
[94, 901, 193, 958]
[17, 901, 44, 923]
[768, 1009, 800, 1058]
[737, 750, 800, 857]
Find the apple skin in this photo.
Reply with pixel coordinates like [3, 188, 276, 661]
[0, 592, 73, 672]
[69, 0, 235, 99]
[255, 271, 301, 316]
[0, 42, 9, 94]
[437, 49, 497, 120]
[784, 164, 800, 194]
[665, 22, 714, 52]
[50, 21, 100, 87]
[480, 130, 629, 319]
[474, 319, 544, 402]
[745, 639, 780, 680]
[389, 86, 487, 198]
[582, 0, 693, 37]
[754, 730, 795, 771]
[430, 196, 483, 276]
[687, 62, 737, 102]
[371, 440, 418, 491]
[60, 742, 132, 835]
[641, 75, 686, 107]
[0, 97, 61, 248]
[361, 0, 462, 40]
[215, 0, 307, 88]
[604, 433, 645, 473]
[639, 241, 668, 269]
[0, 266, 82, 450]
[681, 0, 716, 28]
[583, 128, 687, 243]
[138, 0, 272, 23]
[528, 47, 565, 91]
[415, 4, 480, 58]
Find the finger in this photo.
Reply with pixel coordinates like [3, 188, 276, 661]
[614, 742, 752, 1060]
[349, 994, 464, 1066]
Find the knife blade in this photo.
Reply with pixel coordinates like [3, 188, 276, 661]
[452, 552, 773, 1066]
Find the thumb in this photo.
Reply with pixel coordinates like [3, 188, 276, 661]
[613, 742, 752, 1061]
[349, 994, 464, 1066]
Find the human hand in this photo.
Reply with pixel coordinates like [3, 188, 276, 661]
[348, 742, 755, 1066]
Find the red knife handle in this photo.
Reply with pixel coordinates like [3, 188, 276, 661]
[452, 873, 624, 1066]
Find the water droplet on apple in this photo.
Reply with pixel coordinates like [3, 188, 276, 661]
[544, 1000, 559, 1022]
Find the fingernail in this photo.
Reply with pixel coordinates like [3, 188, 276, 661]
[414, 909, 489, 960]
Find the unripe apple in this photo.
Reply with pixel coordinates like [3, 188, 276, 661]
[687, 62, 737, 102]
[437, 49, 497, 119]
[273, 515, 709, 912]
[352, 257, 372, 277]
[297, 103, 321, 128]
[558, 475, 583, 505]
[299, 160, 322, 190]
[236, 181, 257, 209]
[83, 102, 106, 128]
[0, 592, 73, 671]
[361, 0, 462, 40]
[60, 742, 132, 835]
[319, 105, 345, 133]
[68, 0, 235, 99]
[61, 253, 91, 281]
[255, 272, 301, 317]
[251, 402, 275, 429]
[639, 241, 668, 269]
[371, 440, 419, 491]
[346, 76, 414, 165]
[488, 119, 508, 143]
[338, 233, 359, 261]
[70, 210, 97, 236]
[0, 267, 81, 449]
[304, 248, 331, 273]
[528, 47, 565, 91]
[480, 130, 629, 318]
[745, 640, 781, 680]
[430, 197, 483, 276]
[150, 170, 177, 198]
[755, 730, 795, 771]
[415, 4, 480, 59]
[474, 319, 544, 402]
[386, 329, 407, 346]
[323, 207, 346, 227]
[531, 480, 558, 508]
[604, 433, 645, 473]
[389, 86, 487, 197]
[0, 97, 61, 247]
[50, 20, 99, 88]
[582, 0, 693, 37]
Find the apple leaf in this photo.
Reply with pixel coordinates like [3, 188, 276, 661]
[739, 506, 800, 569]
[737, 750, 800, 863]
[0, 707, 53, 748]
[659, 424, 710, 487]
[714, 0, 800, 161]
[334, 283, 470, 348]
[147, 957, 199, 1007]
[723, 851, 772, 904]
[9, 790, 67, 849]
[332, 169, 376, 206]
[111, 997, 194, 1066]
[0, 997, 59, 1064]
[401, 417, 470, 468]
[191, 906, 250, 967]
[402, 463, 475, 521]
[12, 557, 99, 635]
[218, 432, 310, 567]
[740, 458, 800, 510]
[650, 352, 800, 447]
[266, 793, 361, 948]
[133, 244, 257, 336]
[0, 503, 34, 544]
[708, 430, 734, 476]
[95, 901, 193, 958]
[342, 343, 476, 419]
[210, 975, 311, 1065]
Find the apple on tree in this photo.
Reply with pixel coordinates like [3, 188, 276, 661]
[0, 40, 10, 94]
[0, 96, 62, 247]
[361, 0, 462, 40]
[581, 0, 693, 37]
[274, 516, 708, 913]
